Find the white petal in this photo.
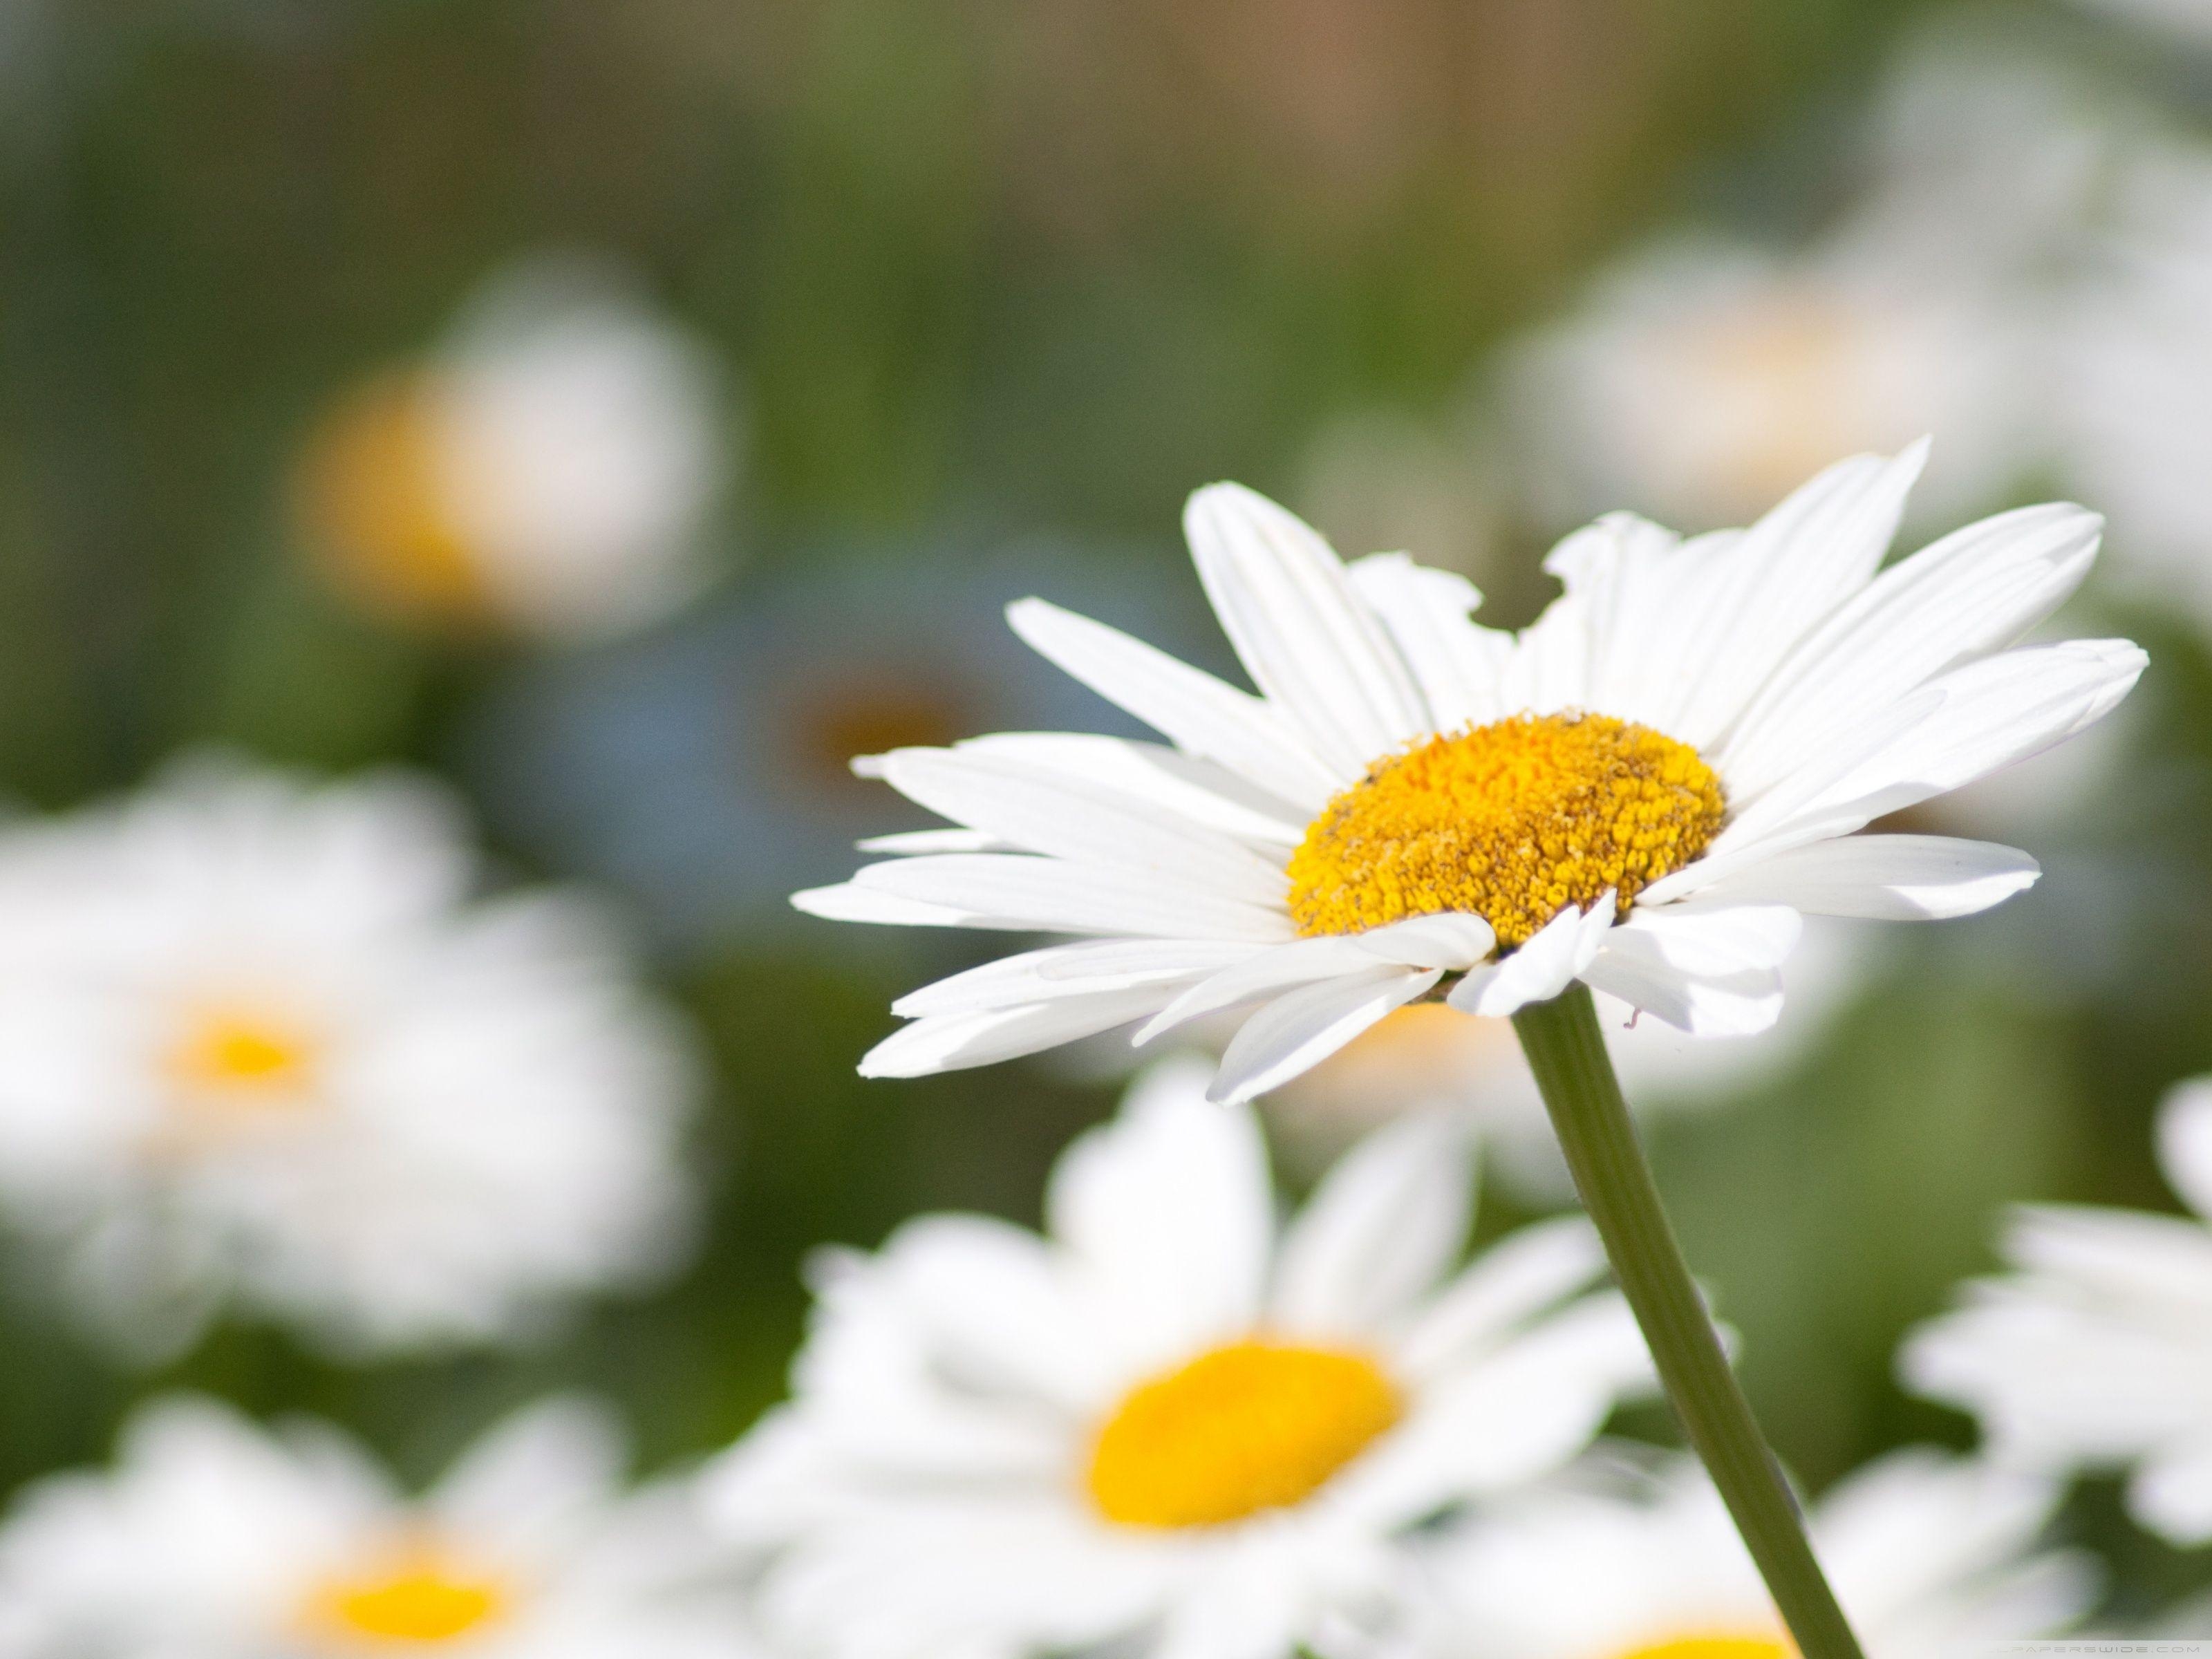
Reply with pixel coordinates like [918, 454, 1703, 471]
[791, 881, 1029, 930]
[1210, 967, 1445, 1105]
[859, 988, 1175, 1078]
[2158, 1081, 2212, 1224]
[1397, 1215, 1608, 1380]
[1446, 895, 1616, 1020]
[1580, 937, 1785, 1038]
[431, 1398, 623, 1552]
[1688, 835, 2039, 920]
[2130, 1433, 2212, 1546]
[1185, 482, 1430, 775]
[1005, 596, 1342, 807]
[1270, 1113, 1474, 1339]
[876, 746, 1289, 903]
[1047, 1056, 1273, 1364]
[957, 731, 1307, 846]
[854, 828, 1009, 854]
[1349, 911, 1498, 970]
[1134, 936, 1378, 1044]
[1668, 442, 1929, 744]
[851, 854, 1295, 942]
[1761, 639, 2148, 843]
[1611, 902, 1802, 979]
[892, 939, 1259, 1018]
[1720, 503, 2103, 803]
[1347, 552, 1515, 732]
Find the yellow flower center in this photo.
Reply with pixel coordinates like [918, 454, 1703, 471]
[1085, 1340, 1402, 1528]
[166, 1009, 319, 1100]
[301, 1546, 512, 1646]
[294, 371, 490, 628]
[1615, 1631, 1793, 1659]
[1286, 711, 1725, 948]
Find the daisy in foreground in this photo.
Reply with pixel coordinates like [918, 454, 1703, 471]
[704, 1058, 1650, 1659]
[0, 756, 698, 1358]
[0, 1395, 751, 1658]
[800, 444, 2142, 1103]
[1349, 1448, 2094, 1659]
[1904, 1076, 2212, 1545]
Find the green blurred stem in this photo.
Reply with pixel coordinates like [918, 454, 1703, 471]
[1512, 983, 1866, 1659]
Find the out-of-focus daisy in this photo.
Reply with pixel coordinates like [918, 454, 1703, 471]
[1265, 923, 1870, 1194]
[0, 756, 698, 1358]
[1293, 407, 1510, 588]
[1503, 42, 2103, 538]
[704, 1058, 1649, 1659]
[465, 543, 1217, 949]
[1350, 1448, 2093, 1659]
[802, 451, 2139, 1103]
[2070, 0, 2212, 46]
[0, 1394, 751, 1658]
[1904, 1076, 2212, 1545]
[2055, 145, 2212, 629]
[295, 254, 732, 645]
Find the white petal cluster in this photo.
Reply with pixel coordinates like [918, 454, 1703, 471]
[0, 756, 700, 1358]
[704, 1058, 1651, 1659]
[1906, 1079, 2212, 1544]
[0, 1396, 753, 1659]
[1347, 1448, 2094, 1659]
[803, 447, 2140, 1105]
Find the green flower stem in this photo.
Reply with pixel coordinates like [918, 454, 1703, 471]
[1512, 982, 1866, 1659]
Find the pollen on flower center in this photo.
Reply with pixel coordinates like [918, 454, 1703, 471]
[1615, 1631, 1794, 1659]
[1286, 711, 1725, 948]
[1085, 1340, 1401, 1529]
[301, 1546, 512, 1645]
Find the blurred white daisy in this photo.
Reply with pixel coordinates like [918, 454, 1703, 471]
[1903, 1076, 2212, 1545]
[1349, 1448, 2093, 1659]
[1265, 923, 1871, 1194]
[802, 451, 2140, 1104]
[0, 756, 699, 1358]
[2055, 144, 2212, 629]
[2071, 0, 2212, 46]
[1503, 42, 2102, 538]
[295, 254, 732, 645]
[0, 1394, 752, 1658]
[704, 1058, 1649, 1659]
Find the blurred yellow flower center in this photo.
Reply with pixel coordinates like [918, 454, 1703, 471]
[1615, 1631, 1793, 1659]
[167, 1009, 318, 1099]
[1085, 1340, 1400, 1528]
[303, 1546, 512, 1644]
[295, 372, 489, 627]
[1287, 711, 1724, 948]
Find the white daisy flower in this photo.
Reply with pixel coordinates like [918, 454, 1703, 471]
[0, 755, 699, 1358]
[0, 1394, 755, 1658]
[1903, 1076, 2212, 1545]
[1265, 922, 1870, 1195]
[1351, 1448, 2094, 1659]
[2054, 143, 2212, 630]
[704, 1057, 1651, 1659]
[296, 253, 732, 645]
[799, 449, 2141, 1105]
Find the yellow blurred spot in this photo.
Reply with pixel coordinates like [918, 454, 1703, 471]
[1618, 1631, 1794, 1659]
[302, 1545, 511, 1645]
[1085, 1340, 1400, 1528]
[1288, 711, 1723, 948]
[295, 371, 489, 628]
[166, 1009, 317, 1101]
[1677, 291, 1864, 512]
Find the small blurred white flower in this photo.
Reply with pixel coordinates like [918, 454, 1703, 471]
[1347, 1448, 2093, 1659]
[2071, 0, 2212, 47]
[1904, 1076, 2212, 1546]
[1265, 924, 1871, 1197]
[704, 1057, 1651, 1659]
[0, 1394, 756, 1658]
[1503, 42, 2103, 536]
[2055, 144, 2212, 629]
[1293, 407, 1511, 587]
[296, 254, 733, 645]
[0, 756, 700, 1359]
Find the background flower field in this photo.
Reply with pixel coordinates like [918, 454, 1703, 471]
[5, 0, 2212, 1648]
